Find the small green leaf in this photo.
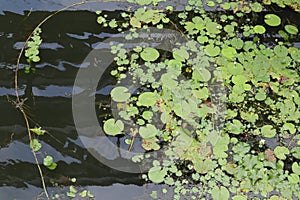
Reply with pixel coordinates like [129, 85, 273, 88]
[288, 173, 299, 184]
[139, 124, 158, 139]
[30, 139, 42, 152]
[30, 127, 46, 136]
[211, 186, 230, 200]
[253, 25, 266, 34]
[110, 86, 131, 102]
[291, 147, 300, 159]
[261, 125, 276, 138]
[274, 146, 289, 160]
[103, 118, 124, 136]
[148, 166, 167, 183]
[173, 48, 189, 61]
[205, 44, 220, 57]
[264, 14, 281, 27]
[221, 46, 237, 59]
[140, 47, 160, 62]
[43, 155, 57, 170]
[137, 92, 157, 107]
[292, 162, 300, 175]
[284, 25, 298, 34]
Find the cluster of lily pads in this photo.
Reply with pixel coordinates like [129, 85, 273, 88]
[98, 0, 300, 199]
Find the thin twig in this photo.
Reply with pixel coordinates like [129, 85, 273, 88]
[14, 0, 116, 198]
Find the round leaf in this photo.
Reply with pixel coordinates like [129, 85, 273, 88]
[103, 118, 124, 136]
[111, 86, 130, 102]
[284, 25, 298, 34]
[221, 47, 237, 59]
[264, 14, 281, 27]
[137, 92, 157, 107]
[261, 125, 276, 138]
[148, 166, 167, 183]
[253, 25, 266, 34]
[139, 124, 158, 139]
[140, 47, 160, 62]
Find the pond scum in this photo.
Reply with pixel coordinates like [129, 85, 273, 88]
[16, 0, 300, 199]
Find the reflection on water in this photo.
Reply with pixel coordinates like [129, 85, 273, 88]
[0, 9, 145, 199]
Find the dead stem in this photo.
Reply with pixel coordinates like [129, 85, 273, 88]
[13, 0, 117, 198]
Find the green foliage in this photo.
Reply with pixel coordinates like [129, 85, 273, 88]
[103, 118, 124, 136]
[25, 27, 42, 63]
[96, 1, 300, 199]
[264, 14, 281, 27]
[140, 47, 160, 62]
[43, 155, 57, 170]
[30, 127, 46, 136]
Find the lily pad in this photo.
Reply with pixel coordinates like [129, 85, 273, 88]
[140, 47, 160, 62]
[211, 186, 229, 200]
[205, 44, 220, 57]
[221, 47, 237, 59]
[148, 166, 167, 183]
[264, 14, 281, 27]
[111, 86, 131, 102]
[274, 146, 289, 160]
[192, 67, 211, 82]
[261, 125, 276, 138]
[137, 92, 157, 107]
[253, 25, 266, 34]
[103, 118, 124, 136]
[173, 48, 189, 61]
[284, 25, 298, 34]
[136, 0, 152, 5]
[139, 124, 158, 139]
[292, 162, 300, 175]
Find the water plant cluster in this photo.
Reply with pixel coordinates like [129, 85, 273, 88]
[98, 0, 300, 199]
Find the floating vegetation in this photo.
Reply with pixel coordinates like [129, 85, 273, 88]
[97, 0, 300, 199]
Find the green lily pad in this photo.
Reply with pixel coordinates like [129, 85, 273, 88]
[140, 47, 160, 62]
[284, 25, 298, 34]
[137, 92, 157, 107]
[261, 125, 276, 138]
[206, 21, 221, 35]
[211, 186, 229, 200]
[232, 75, 248, 85]
[232, 195, 247, 200]
[173, 48, 189, 61]
[226, 119, 243, 135]
[264, 14, 281, 27]
[253, 25, 266, 34]
[139, 124, 158, 139]
[192, 67, 211, 82]
[136, 0, 152, 5]
[274, 146, 289, 160]
[205, 44, 220, 57]
[288, 173, 299, 184]
[142, 111, 153, 120]
[221, 46, 237, 59]
[111, 86, 130, 102]
[148, 166, 167, 183]
[103, 118, 124, 136]
[292, 162, 300, 175]
[282, 122, 296, 134]
[291, 147, 300, 159]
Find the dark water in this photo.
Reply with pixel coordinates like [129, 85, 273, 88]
[0, 4, 153, 199]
